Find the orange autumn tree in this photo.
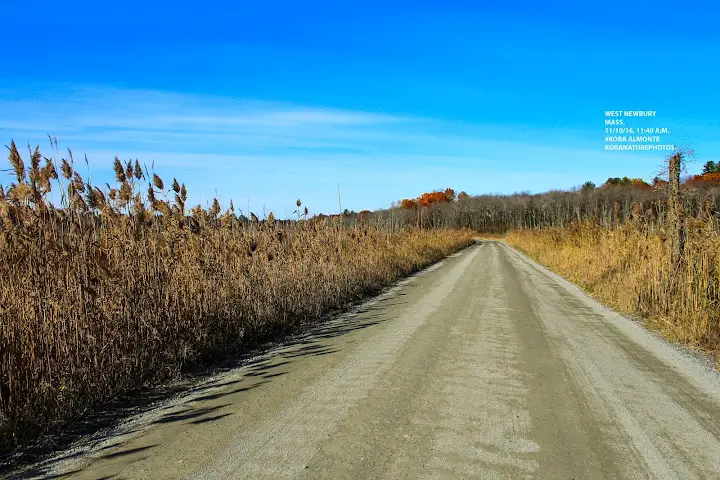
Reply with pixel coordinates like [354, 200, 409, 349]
[686, 173, 720, 188]
[400, 198, 417, 209]
[418, 191, 449, 207]
[400, 188, 456, 209]
[399, 188, 458, 228]
[631, 178, 652, 189]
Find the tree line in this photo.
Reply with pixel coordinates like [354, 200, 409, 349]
[349, 164, 720, 234]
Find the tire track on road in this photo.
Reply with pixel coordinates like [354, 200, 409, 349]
[504, 242, 720, 479]
[192, 246, 482, 480]
[403, 243, 539, 479]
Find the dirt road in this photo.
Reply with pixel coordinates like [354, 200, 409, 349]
[13, 241, 720, 479]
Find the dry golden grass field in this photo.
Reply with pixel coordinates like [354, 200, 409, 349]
[0, 141, 474, 451]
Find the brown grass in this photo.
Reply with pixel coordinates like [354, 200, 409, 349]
[505, 222, 720, 357]
[0, 140, 475, 451]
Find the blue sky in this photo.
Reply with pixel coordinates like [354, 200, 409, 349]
[2, 1, 718, 217]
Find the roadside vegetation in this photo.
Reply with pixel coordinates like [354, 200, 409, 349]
[372, 153, 720, 359]
[0, 140, 474, 452]
[503, 154, 720, 359]
[362, 154, 720, 358]
[506, 222, 720, 355]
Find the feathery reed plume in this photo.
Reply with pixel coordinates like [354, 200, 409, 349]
[85, 183, 98, 210]
[71, 187, 87, 212]
[175, 193, 185, 215]
[72, 172, 85, 193]
[134, 159, 144, 180]
[210, 198, 221, 218]
[147, 183, 157, 206]
[8, 140, 25, 183]
[41, 158, 58, 187]
[153, 173, 164, 190]
[125, 160, 134, 180]
[93, 187, 107, 210]
[156, 199, 172, 216]
[113, 157, 126, 182]
[119, 181, 132, 206]
[29, 145, 41, 182]
[61, 158, 73, 180]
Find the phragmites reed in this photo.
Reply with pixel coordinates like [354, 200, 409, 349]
[0, 141, 475, 453]
[153, 173, 164, 190]
[61, 158, 73, 180]
[8, 140, 25, 183]
[113, 157, 126, 182]
[134, 159, 144, 180]
[125, 160, 134, 180]
[147, 183, 157, 207]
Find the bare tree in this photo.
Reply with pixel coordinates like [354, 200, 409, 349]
[667, 151, 686, 270]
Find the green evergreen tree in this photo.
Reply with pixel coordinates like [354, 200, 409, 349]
[702, 161, 719, 174]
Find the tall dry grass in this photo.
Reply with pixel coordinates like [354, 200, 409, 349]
[0, 140, 474, 451]
[506, 221, 720, 356]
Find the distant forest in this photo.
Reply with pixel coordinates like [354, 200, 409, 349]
[339, 163, 720, 233]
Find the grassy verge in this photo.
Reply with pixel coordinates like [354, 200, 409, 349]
[0, 141, 475, 452]
[505, 222, 720, 360]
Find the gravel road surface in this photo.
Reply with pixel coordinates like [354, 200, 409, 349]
[11, 240, 720, 479]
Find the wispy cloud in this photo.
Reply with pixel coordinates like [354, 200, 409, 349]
[0, 86, 668, 215]
[0, 86, 409, 131]
[0, 87, 423, 159]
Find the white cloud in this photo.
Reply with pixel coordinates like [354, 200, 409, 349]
[0, 85, 679, 215]
[0, 86, 426, 164]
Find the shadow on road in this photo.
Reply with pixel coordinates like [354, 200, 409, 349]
[3, 294, 407, 479]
